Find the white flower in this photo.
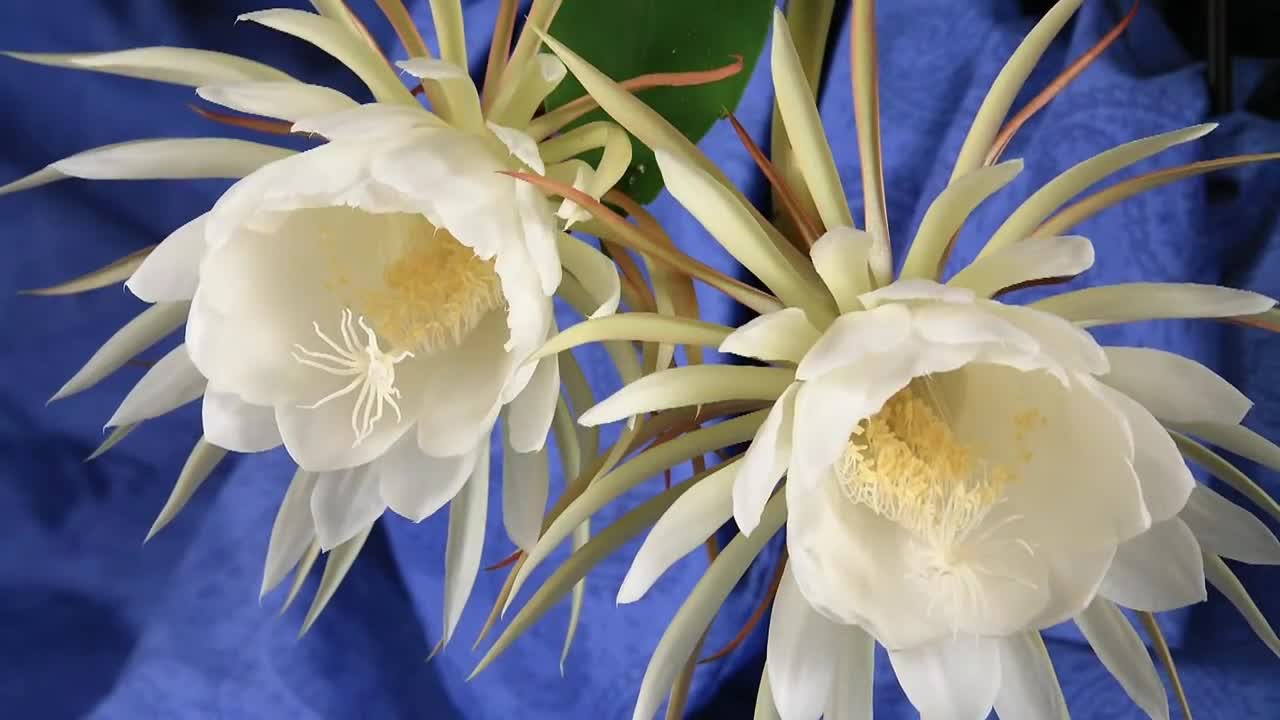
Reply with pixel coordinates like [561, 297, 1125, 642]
[4, 2, 623, 639]
[518, 3, 1280, 719]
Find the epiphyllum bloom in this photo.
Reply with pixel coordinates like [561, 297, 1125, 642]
[3, 1, 625, 635]
[512, 2, 1280, 719]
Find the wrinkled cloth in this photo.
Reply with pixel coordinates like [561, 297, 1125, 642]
[1, 1, 1277, 718]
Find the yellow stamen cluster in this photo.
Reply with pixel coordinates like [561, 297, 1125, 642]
[836, 385, 1013, 552]
[361, 231, 505, 353]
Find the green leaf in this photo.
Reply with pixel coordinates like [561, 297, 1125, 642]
[544, 0, 774, 203]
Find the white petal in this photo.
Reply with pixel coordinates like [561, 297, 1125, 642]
[309, 463, 386, 550]
[292, 103, 443, 139]
[1100, 518, 1206, 612]
[241, 9, 412, 105]
[201, 390, 282, 453]
[506, 350, 560, 453]
[261, 469, 318, 596]
[54, 299, 188, 399]
[557, 233, 620, 318]
[378, 434, 477, 523]
[276, 395, 418, 474]
[980, 302, 1108, 375]
[106, 344, 206, 427]
[3, 47, 295, 87]
[766, 567, 841, 720]
[719, 308, 821, 364]
[794, 304, 912, 381]
[910, 302, 1040, 353]
[415, 312, 512, 457]
[887, 635, 1002, 720]
[949, 235, 1094, 297]
[810, 226, 873, 313]
[734, 384, 798, 536]
[994, 633, 1068, 720]
[770, 9, 852, 234]
[824, 625, 875, 720]
[1103, 346, 1252, 425]
[442, 446, 490, 646]
[1182, 485, 1280, 564]
[1033, 282, 1276, 326]
[197, 81, 356, 122]
[516, 182, 562, 297]
[859, 278, 973, 308]
[1098, 385, 1195, 523]
[53, 138, 293, 181]
[125, 213, 208, 303]
[618, 460, 739, 604]
[502, 443, 549, 553]
[487, 122, 546, 174]
[1075, 598, 1170, 720]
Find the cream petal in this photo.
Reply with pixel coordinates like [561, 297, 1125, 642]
[734, 384, 798, 536]
[53, 138, 293, 181]
[487, 122, 546, 174]
[858, 278, 973, 308]
[1102, 346, 1252, 426]
[766, 567, 842, 720]
[579, 365, 794, 428]
[197, 81, 357, 122]
[1182, 485, 1280, 564]
[1100, 518, 1206, 612]
[993, 632, 1068, 720]
[1030, 544, 1117, 629]
[505, 349, 560, 454]
[618, 460, 739, 604]
[557, 233, 620, 318]
[794, 304, 912, 381]
[442, 447, 490, 646]
[824, 624, 875, 720]
[309, 463, 386, 550]
[979, 301, 1108, 375]
[240, 9, 412, 105]
[942, 366, 1150, 553]
[292, 104, 444, 140]
[948, 235, 1094, 298]
[810, 226, 873, 313]
[106, 344, 206, 428]
[1032, 282, 1275, 327]
[909, 302, 1039, 353]
[378, 434, 477, 523]
[901, 160, 1024, 281]
[3, 47, 295, 86]
[202, 389, 282, 453]
[1098, 384, 1195, 524]
[126, 213, 208, 303]
[769, 9, 852, 234]
[502, 438, 549, 553]
[516, 181, 562, 296]
[261, 469, 317, 597]
[1074, 598, 1170, 720]
[720, 308, 821, 364]
[53, 301, 186, 402]
[886, 635, 1002, 720]
[415, 312, 512, 457]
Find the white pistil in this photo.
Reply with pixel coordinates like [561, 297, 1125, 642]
[291, 308, 414, 447]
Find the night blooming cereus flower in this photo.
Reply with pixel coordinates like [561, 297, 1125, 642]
[488, 1, 1280, 719]
[2, 0, 627, 637]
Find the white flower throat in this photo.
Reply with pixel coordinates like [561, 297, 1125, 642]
[836, 382, 1043, 625]
[293, 229, 505, 446]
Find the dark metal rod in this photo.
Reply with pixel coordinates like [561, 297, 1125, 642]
[1207, 0, 1232, 114]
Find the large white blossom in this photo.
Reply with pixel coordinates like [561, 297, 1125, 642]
[507, 3, 1280, 719]
[4, 1, 623, 638]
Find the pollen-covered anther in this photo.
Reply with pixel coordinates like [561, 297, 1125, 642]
[361, 231, 505, 353]
[836, 387, 1013, 551]
[291, 308, 414, 447]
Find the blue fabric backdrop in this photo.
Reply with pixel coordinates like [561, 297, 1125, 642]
[1, 1, 1278, 718]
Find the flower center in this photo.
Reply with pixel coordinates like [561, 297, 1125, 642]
[358, 230, 504, 354]
[291, 308, 414, 447]
[836, 383, 1014, 553]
